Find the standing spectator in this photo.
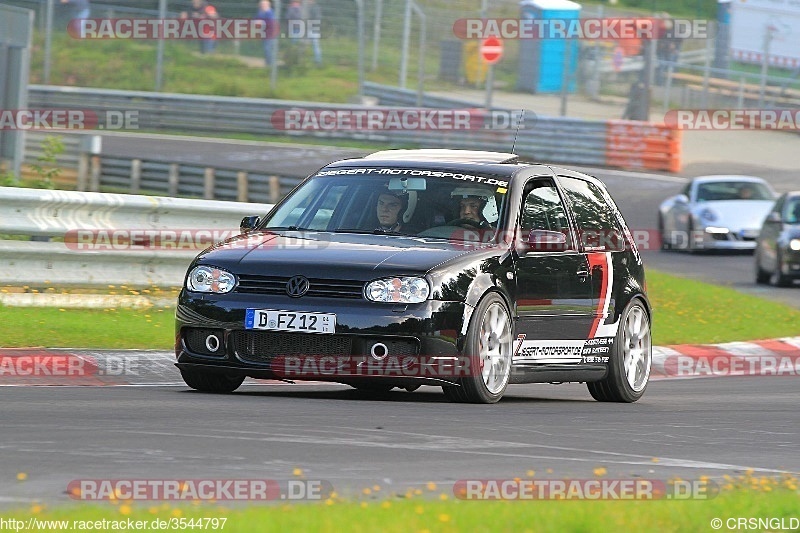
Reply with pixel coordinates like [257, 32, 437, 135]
[622, 79, 648, 121]
[285, 0, 303, 41]
[256, 0, 276, 68]
[306, 0, 322, 66]
[284, 0, 304, 71]
[61, 0, 90, 20]
[181, 0, 219, 54]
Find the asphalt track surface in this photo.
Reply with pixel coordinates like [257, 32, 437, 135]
[1, 377, 798, 505]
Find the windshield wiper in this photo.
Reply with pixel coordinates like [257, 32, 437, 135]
[333, 228, 406, 236]
[263, 225, 310, 231]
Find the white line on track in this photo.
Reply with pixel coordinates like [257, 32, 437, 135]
[108, 428, 798, 475]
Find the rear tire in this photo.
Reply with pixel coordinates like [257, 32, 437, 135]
[658, 215, 672, 251]
[587, 299, 651, 403]
[180, 369, 245, 393]
[442, 293, 513, 404]
[686, 220, 701, 254]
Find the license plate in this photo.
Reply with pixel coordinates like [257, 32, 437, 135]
[245, 309, 336, 334]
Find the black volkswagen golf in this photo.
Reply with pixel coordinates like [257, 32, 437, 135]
[175, 149, 651, 403]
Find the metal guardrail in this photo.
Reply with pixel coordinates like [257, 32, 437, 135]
[0, 186, 272, 287]
[23, 132, 302, 202]
[27, 84, 680, 177]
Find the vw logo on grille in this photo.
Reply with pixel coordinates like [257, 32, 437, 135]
[286, 276, 310, 297]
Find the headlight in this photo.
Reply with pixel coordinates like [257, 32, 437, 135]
[365, 277, 430, 303]
[790, 239, 800, 251]
[186, 265, 236, 293]
[699, 208, 717, 222]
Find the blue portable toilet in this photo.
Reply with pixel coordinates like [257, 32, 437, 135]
[517, 0, 581, 93]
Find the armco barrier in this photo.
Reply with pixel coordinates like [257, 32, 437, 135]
[23, 131, 302, 201]
[0, 187, 272, 287]
[605, 121, 682, 173]
[27, 84, 682, 177]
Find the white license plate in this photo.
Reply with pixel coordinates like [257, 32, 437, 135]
[245, 309, 336, 334]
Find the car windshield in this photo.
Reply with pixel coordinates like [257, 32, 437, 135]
[262, 168, 509, 240]
[695, 181, 773, 202]
[785, 198, 800, 224]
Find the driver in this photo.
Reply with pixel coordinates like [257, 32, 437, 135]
[449, 187, 494, 229]
[375, 191, 406, 232]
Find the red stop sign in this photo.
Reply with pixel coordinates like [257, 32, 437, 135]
[480, 36, 503, 64]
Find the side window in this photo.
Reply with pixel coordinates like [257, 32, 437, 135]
[558, 176, 624, 252]
[519, 180, 571, 239]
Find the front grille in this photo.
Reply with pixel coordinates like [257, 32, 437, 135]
[232, 331, 354, 363]
[379, 339, 419, 357]
[236, 275, 364, 299]
[184, 328, 226, 357]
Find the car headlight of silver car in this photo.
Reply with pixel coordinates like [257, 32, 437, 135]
[699, 208, 718, 223]
[790, 239, 800, 251]
[365, 277, 430, 303]
[186, 265, 237, 293]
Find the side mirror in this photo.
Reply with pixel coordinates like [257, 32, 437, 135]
[766, 212, 782, 224]
[674, 194, 690, 205]
[240, 215, 261, 234]
[523, 229, 569, 252]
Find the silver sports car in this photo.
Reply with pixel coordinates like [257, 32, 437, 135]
[658, 175, 776, 251]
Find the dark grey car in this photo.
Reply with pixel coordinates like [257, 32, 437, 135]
[755, 192, 800, 287]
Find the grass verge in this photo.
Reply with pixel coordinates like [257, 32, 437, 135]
[5, 484, 799, 533]
[0, 304, 174, 349]
[1, 269, 799, 349]
[646, 270, 800, 345]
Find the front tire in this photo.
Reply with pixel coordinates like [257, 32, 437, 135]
[587, 299, 651, 403]
[755, 248, 770, 284]
[442, 293, 513, 404]
[180, 369, 245, 393]
[772, 252, 793, 287]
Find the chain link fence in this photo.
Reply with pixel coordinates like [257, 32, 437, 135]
[5, 0, 800, 117]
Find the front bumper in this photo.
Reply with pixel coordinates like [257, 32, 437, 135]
[693, 226, 759, 250]
[175, 291, 470, 386]
[779, 247, 800, 278]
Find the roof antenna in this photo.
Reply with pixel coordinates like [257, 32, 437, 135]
[511, 110, 525, 155]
